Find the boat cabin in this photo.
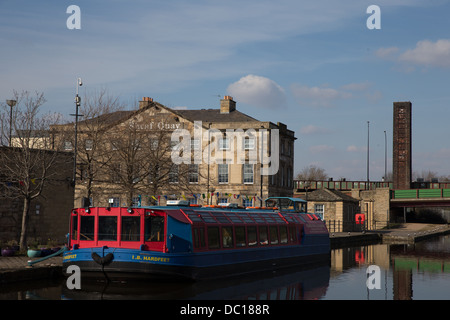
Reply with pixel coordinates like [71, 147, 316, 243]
[69, 198, 323, 255]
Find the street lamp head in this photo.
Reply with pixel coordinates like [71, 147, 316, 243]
[6, 100, 17, 107]
[77, 78, 82, 86]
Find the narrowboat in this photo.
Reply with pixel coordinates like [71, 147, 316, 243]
[62, 197, 330, 280]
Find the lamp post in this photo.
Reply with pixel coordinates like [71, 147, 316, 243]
[70, 78, 83, 185]
[367, 121, 370, 186]
[384, 130, 387, 181]
[6, 99, 17, 146]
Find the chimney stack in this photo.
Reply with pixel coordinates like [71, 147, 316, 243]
[220, 96, 236, 114]
[139, 97, 153, 109]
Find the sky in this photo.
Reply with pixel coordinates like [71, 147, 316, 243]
[1, 0, 450, 181]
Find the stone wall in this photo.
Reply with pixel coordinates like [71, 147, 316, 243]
[0, 151, 74, 245]
[352, 188, 390, 229]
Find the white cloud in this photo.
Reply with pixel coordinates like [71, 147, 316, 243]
[399, 39, 450, 67]
[290, 84, 352, 108]
[376, 39, 450, 69]
[227, 75, 287, 109]
[375, 47, 400, 59]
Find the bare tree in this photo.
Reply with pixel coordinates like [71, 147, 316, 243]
[295, 164, 328, 181]
[0, 91, 68, 249]
[103, 113, 198, 206]
[72, 90, 125, 204]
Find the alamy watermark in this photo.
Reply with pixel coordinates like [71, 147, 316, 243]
[170, 121, 280, 176]
[66, 265, 81, 290]
[66, 5, 81, 30]
[366, 265, 381, 290]
[367, 5, 381, 30]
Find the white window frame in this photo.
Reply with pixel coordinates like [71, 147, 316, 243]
[218, 164, 229, 184]
[314, 204, 324, 216]
[243, 163, 254, 184]
[189, 164, 199, 184]
[243, 137, 255, 150]
[219, 137, 229, 150]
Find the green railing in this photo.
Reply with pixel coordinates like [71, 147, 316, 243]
[294, 180, 393, 190]
[391, 189, 450, 199]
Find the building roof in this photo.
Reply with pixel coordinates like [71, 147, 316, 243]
[175, 108, 259, 123]
[306, 188, 359, 202]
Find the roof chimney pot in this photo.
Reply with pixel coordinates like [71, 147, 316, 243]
[220, 96, 236, 114]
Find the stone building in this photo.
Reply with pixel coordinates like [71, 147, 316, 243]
[0, 147, 74, 244]
[52, 96, 296, 208]
[303, 188, 360, 232]
[352, 188, 391, 230]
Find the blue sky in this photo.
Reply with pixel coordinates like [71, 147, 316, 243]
[2, 0, 450, 181]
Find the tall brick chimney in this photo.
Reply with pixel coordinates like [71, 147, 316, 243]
[220, 96, 236, 114]
[393, 101, 412, 190]
[139, 97, 153, 109]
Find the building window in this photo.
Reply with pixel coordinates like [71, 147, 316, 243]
[150, 139, 158, 150]
[243, 164, 254, 184]
[218, 164, 228, 183]
[243, 137, 255, 150]
[242, 198, 253, 207]
[219, 137, 229, 150]
[189, 164, 199, 183]
[191, 138, 200, 151]
[314, 204, 324, 217]
[85, 139, 93, 151]
[109, 197, 120, 207]
[218, 198, 228, 204]
[64, 141, 72, 151]
[132, 196, 141, 207]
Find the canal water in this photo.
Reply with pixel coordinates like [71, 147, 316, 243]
[1, 235, 450, 300]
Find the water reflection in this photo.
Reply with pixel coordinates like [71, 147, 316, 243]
[61, 264, 330, 300]
[2, 235, 450, 300]
[329, 234, 450, 300]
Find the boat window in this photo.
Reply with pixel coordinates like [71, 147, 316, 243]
[79, 216, 95, 241]
[270, 226, 279, 245]
[247, 226, 257, 246]
[145, 216, 165, 242]
[259, 226, 268, 245]
[222, 226, 234, 248]
[207, 227, 220, 249]
[121, 216, 140, 241]
[71, 215, 78, 240]
[193, 228, 205, 248]
[98, 216, 117, 241]
[235, 226, 246, 247]
[280, 226, 288, 244]
[289, 225, 297, 243]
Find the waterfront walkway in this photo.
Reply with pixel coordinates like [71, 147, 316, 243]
[330, 223, 450, 247]
[1, 223, 450, 284]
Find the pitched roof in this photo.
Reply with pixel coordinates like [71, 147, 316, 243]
[175, 108, 259, 123]
[306, 188, 358, 202]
